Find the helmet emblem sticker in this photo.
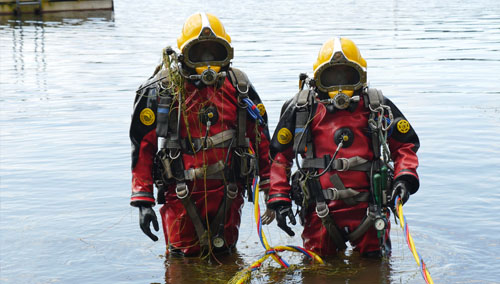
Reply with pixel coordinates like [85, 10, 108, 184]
[397, 119, 410, 134]
[277, 128, 292, 145]
[256, 103, 266, 116]
[140, 108, 155, 126]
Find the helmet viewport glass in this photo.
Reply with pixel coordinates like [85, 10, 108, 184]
[188, 41, 228, 63]
[319, 64, 360, 88]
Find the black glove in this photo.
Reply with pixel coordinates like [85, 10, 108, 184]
[275, 205, 296, 237]
[139, 206, 159, 241]
[391, 180, 410, 207]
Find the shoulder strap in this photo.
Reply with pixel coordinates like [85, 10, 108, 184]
[365, 87, 384, 109]
[228, 67, 249, 95]
[365, 88, 384, 160]
[293, 89, 315, 156]
[228, 68, 249, 148]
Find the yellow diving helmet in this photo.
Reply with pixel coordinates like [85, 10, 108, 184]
[313, 37, 367, 109]
[177, 12, 234, 85]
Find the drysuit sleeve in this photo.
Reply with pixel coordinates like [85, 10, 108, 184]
[129, 83, 158, 207]
[385, 97, 420, 194]
[266, 98, 297, 209]
[246, 84, 272, 192]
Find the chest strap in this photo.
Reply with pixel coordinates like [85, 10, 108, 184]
[302, 156, 372, 172]
[322, 188, 370, 204]
[184, 160, 226, 181]
[323, 174, 370, 206]
[165, 129, 237, 153]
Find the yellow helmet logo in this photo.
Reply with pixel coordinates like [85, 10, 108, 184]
[277, 128, 292, 145]
[397, 119, 410, 134]
[256, 103, 266, 116]
[140, 108, 155, 126]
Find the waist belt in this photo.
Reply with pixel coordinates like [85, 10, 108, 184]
[324, 174, 370, 206]
[302, 156, 372, 172]
[166, 129, 237, 152]
[184, 160, 226, 180]
[322, 187, 370, 204]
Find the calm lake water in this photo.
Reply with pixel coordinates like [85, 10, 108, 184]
[1, 0, 500, 283]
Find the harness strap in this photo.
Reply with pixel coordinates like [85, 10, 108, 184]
[229, 67, 249, 95]
[301, 156, 372, 172]
[367, 88, 384, 110]
[366, 88, 384, 159]
[317, 206, 348, 250]
[175, 182, 210, 250]
[208, 183, 239, 248]
[237, 103, 247, 148]
[159, 68, 253, 253]
[347, 207, 377, 241]
[165, 129, 237, 152]
[293, 89, 313, 155]
[308, 178, 347, 250]
[184, 160, 226, 180]
[322, 188, 369, 204]
[228, 67, 250, 149]
[176, 181, 240, 252]
[329, 174, 369, 206]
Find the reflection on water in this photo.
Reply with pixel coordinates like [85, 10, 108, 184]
[163, 252, 392, 284]
[1, 1, 500, 283]
[0, 10, 114, 26]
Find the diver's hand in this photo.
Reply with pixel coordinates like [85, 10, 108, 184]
[275, 206, 296, 236]
[391, 180, 410, 207]
[261, 208, 276, 225]
[139, 206, 159, 241]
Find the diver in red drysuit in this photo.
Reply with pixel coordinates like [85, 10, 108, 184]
[129, 12, 272, 256]
[266, 37, 420, 257]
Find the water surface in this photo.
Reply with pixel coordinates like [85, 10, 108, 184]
[1, 0, 500, 283]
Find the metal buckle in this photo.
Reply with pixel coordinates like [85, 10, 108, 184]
[175, 183, 189, 199]
[325, 187, 339, 200]
[337, 158, 350, 171]
[316, 202, 330, 218]
[169, 149, 181, 160]
[226, 183, 238, 200]
[202, 136, 214, 149]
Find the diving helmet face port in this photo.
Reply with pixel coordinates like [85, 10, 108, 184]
[313, 37, 367, 94]
[178, 13, 234, 72]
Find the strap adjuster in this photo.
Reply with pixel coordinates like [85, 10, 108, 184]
[337, 158, 349, 171]
[226, 183, 238, 199]
[316, 202, 330, 218]
[176, 182, 189, 199]
[324, 187, 339, 200]
[201, 136, 214, 149]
